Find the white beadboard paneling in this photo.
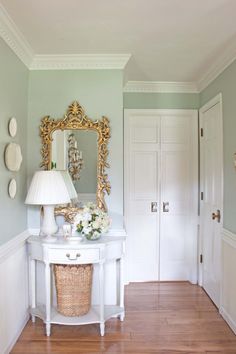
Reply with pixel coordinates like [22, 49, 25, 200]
[220, 228, 236, 335]
[0, 230, 29, 354]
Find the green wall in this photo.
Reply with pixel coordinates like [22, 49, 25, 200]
[200, 59, 236, 233]
[0, 38, 28, 245]
[124, 92, 199, 109]
[27, 70, 124, 228]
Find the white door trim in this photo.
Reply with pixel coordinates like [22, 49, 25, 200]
[124, 109, 198, 283]
[199, 93, 224, 299]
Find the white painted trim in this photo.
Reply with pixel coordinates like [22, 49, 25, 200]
[0, 230, 29, 262]
[0, 3, 33, 67]
[30, 54, 131, 70]
[222, 228, 236, 249]
[198, 42, 236, 92]
[4, 314, 29, 354]
[199, 93, 223, 113]
[123, 81, 199, 93]
[220, 307, 236, 335]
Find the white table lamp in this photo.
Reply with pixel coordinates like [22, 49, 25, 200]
[25, 170, 70, 237]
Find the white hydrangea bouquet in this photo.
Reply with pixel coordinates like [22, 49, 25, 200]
[73, 202, 111, 240]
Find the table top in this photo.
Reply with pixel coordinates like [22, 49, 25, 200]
[27, 235, 126, 249]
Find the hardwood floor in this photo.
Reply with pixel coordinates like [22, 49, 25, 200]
[11, 282, 236, 353]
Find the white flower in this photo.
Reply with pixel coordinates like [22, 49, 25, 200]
[74, 202, 111, 236]
[83, 212, 92, 221]
[92, 220, 100, 229]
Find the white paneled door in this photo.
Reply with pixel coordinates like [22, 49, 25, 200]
[200, 94, 223, 307]
[124, 110, 198, 283]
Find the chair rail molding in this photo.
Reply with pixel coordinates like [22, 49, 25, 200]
[0, 229, 29, 262]
[222, 227, 236, 249]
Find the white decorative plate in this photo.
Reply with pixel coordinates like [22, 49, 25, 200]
[8, 117, 17, 137]
[8, 178, 17, 199]
[4, 143, 23, 171]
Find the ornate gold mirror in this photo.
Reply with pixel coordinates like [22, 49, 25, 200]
[40, 101, 111, 221]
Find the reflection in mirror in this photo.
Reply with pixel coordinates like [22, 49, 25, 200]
[51, 129, 97, 206]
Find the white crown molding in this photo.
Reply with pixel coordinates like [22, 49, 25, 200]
[197, 42, 236, 92]
[123, 81, 199, 93]
[30, 54, 131, 70]
[0, 1, 236, 89]
[0, 3, 33, 67]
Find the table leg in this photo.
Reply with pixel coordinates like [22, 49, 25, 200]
[118, 256, 125, 321]
[99, 261, 105, 336]
[45, 262, 51, 336]
[29, 258, 36, 323]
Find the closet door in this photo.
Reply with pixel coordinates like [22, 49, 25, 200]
[124, 111, 161, 281]
[124, 110, 198, 283]
[160, 114, 198, 281]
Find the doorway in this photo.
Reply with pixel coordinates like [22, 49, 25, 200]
[124, 109, 198, 283]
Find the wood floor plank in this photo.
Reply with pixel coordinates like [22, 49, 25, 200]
[11, 282, 236, 353]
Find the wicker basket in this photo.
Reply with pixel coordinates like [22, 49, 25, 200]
[54, 264, 93, 317]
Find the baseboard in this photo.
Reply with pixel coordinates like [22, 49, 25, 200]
[4, 314, 29, 354]
[220, 306, 236, 334]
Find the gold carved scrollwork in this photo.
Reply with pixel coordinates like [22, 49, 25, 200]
[40, 101, 111, 221]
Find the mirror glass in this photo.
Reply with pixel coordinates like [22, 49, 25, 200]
[51, 129, 97, 205]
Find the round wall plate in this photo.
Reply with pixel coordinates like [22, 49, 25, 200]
[4, 143, 23, 172]
[8, 178, 17, 199]
[8, 117, 17, 137]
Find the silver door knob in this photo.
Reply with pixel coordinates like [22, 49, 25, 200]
[151, 202, 158, 212]
[163, 202, 169, 212]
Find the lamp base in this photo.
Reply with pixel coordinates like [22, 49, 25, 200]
[41, 205, 58, 237]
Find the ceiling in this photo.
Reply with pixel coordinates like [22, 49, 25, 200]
[1, 0, 236, 89]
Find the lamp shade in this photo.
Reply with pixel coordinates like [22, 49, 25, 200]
[59, 170, 77, 200]
[25, 170, 70, 205]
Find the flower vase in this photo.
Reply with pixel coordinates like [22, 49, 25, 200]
[85, 232, 102, 241]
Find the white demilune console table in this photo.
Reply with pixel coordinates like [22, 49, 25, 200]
[27, 235, 126, 336]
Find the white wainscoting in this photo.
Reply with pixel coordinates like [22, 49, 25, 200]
[220, 228, 236, 334]
[0, 230, 29, 354]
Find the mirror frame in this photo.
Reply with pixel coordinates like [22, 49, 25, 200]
[39, 101, 111, 221]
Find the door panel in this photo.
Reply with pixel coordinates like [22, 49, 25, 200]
[160, 136, 191, 280]
[127, 113, 160, 281]
[200, 98, 223, 307]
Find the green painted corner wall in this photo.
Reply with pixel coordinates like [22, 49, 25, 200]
[27, 70, 124, 229]
[0, 38, 29, 246]
[124, 92, 199, 109]
[200, 59, 236, 233]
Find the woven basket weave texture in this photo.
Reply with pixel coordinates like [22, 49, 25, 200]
[54, 264, 93, 317]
